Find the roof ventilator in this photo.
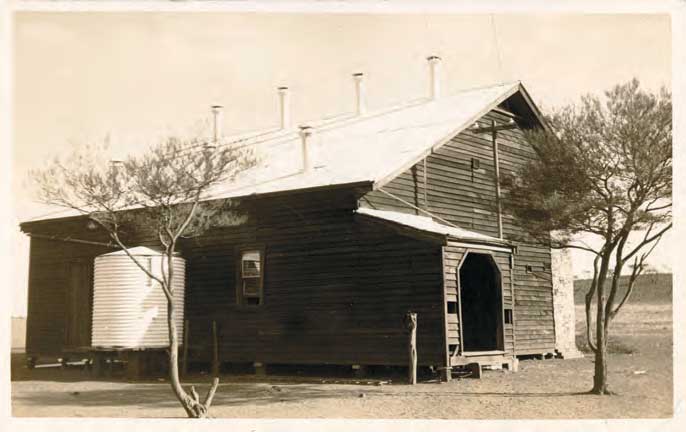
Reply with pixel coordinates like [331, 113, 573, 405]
[353, 72, 366, 116]
[427, 55, 441, 100]
[277, 86, 290, 129]
[298, 125, 313, 173]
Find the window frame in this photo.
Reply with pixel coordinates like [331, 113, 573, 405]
[235, 245, 265, 306]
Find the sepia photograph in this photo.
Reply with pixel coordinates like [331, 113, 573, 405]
[1, 0, 682, 429]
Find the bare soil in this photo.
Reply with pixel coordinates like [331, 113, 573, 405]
[11, 303, 673, 419]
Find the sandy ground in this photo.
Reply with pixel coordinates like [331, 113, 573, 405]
[11, 303, 673, 419]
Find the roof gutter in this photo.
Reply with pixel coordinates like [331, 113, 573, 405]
[24, 232, 118, 248]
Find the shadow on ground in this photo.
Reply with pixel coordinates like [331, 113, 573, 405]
[13, 377, 590, 412]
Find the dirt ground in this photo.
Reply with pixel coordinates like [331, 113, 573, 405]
[11, 303, 673, 419]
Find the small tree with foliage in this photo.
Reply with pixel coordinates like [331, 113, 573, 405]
[32, 136, 256, 417]
[502, 79, 671, 394]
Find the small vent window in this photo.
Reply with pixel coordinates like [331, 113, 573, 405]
[504, 309, 513, 324]
[447, 302, 458, 314]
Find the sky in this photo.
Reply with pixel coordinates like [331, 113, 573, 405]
[10, 12, 672, 315]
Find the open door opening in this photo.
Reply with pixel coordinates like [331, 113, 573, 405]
[458, 253, 504, 352]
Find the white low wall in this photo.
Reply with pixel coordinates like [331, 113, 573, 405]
[551, 249, 583, 358]
[11, 316, 26, 353]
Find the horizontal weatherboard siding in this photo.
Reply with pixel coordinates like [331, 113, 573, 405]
[361, 107, 556, 357]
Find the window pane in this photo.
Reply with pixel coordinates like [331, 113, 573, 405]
[242, 250, 260, 261]
[239, 249, 262, 305]
[242, 260, 260, 277]
[243, 278, 260, 296]
[241, 251, 261, 277]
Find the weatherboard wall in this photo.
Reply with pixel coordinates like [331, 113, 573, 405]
[21, 190, 448, 367]
[25, 237, 111, 356]
[182, 191, 446, 367]
[360, 107, 556, 356]
[21, 105, 554, 364]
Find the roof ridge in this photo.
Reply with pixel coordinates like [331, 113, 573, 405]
[211, 81, 520, 151]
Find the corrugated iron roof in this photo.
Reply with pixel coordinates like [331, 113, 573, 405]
[204, 81, 524, 200]
[355, 207, 510, 246]
[24, 81, 534, 223]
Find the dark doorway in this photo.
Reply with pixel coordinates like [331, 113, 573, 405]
[458, 253, 503, 352]
[64, 261, 93, 349]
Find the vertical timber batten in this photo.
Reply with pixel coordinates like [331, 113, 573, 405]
[491, 119, 504, 239]
[440, 245, 451, 380]
[510, 252, 518, 354]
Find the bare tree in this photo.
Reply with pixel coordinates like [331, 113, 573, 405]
[31, 135, 256, 417]
[502, 79, 672, 394]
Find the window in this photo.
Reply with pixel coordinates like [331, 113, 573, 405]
[237, 249, 264, 305]
[447, 302, 458, 314]
[471, 157, 481, 170]
[504, 308, 513, 324]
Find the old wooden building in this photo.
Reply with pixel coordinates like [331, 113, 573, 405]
[21, 59, 563, 379]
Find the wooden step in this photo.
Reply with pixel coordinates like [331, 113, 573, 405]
[450, 353, 516, 372]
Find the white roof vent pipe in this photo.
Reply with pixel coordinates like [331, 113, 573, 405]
[427, 55, 442, 100]
[298, 125, 313, 172]
[277, 86, 290, 129]
[210, 104, 223, 148]
[352, 73, 366, 116]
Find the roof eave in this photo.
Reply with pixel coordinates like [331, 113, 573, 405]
[373, 83, 523, 191]
[20, 180, 376, 229]
[354, 212, 448, 245]
[514, 82, 552, 132]
[355, 209, 515, 249]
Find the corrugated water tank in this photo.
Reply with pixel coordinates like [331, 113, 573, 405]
[91, 246, 185, 349]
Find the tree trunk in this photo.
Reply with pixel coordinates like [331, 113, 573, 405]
[592, 323, 610, 394]
[406, 312, 417, 385]
[167, 300, 197, 417]
[591, 253, 611, 395]
[165, 254, 219, 418]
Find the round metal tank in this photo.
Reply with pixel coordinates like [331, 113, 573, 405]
[92, 246, 186, 349]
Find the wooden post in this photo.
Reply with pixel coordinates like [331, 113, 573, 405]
[491, 119, 503, 239]
[182, 319, 189, 377]
[253, 362, 266, 376]
[92, 352, 107, 378]
[126, 351, 143, 380]
[405, 312, 418, 385]
[211, 320, 219, 377]
[352, 364, 368, 378]
[471, 119, 519, 240]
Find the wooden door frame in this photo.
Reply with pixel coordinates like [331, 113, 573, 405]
[455, 250, 506, 355]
